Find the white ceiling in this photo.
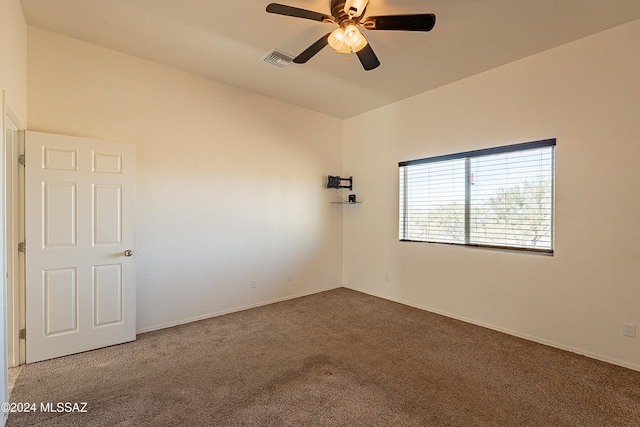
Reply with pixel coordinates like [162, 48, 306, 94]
[19, 0, 640, 119]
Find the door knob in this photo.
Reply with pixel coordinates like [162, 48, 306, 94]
[124, 250, 134, 257]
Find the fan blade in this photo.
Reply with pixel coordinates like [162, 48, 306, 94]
[362, 14, 436, 31]
[293, 33, 331, 64]
[266, 3, 332, 22]
[356, 43, 380, 71]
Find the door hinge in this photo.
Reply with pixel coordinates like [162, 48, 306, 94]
[18, 241, 26, 253]
[19, 329, 26, 339]
[18, 154, 25, 166]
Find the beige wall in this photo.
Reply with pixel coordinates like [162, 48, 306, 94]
[27, 28, 344, 332]
[0, 0, 27, 124]
[1, 0, 26, 421]
[343, 19, 640, 370]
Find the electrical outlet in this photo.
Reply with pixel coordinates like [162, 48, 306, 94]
[287, 273, 292, 282]
[251, 279, 256, 289]
[623, 324, 636, 338]
[384, 273, 390, 282]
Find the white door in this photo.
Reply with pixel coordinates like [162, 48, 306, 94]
[25, 131, 136, 363]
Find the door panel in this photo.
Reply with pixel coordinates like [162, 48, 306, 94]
[44, 268, 78, 336]
[44, 181, 77, 248]
[93, 184, 122, 245]
[93, 263, 123, 327]
[25, 131, 136, 363]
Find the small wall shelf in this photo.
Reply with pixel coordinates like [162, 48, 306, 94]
[331, 201, 362, 204]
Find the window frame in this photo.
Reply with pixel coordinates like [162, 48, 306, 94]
[399, 139, 556, 254]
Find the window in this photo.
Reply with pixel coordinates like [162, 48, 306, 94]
[399, 139, 555, 253]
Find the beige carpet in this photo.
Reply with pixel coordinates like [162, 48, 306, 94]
[7, 288, 640, 426]
[8, 366, 22, 399]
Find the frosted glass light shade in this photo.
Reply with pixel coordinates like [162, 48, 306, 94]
[328, 28, 345, 50]
[344, 25, 363, 48]
[352, 36, 368, 53]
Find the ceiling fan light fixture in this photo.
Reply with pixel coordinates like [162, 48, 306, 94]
[328, 28, 345, 50]
[266, 0, 435, 71]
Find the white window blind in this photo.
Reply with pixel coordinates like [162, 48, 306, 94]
[399, 139, 555, 253]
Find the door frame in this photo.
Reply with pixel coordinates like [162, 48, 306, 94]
[4, 104, 25, 367]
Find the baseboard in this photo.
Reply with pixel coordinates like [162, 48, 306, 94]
[345, 285, 640, 373]
[136, 285, 342, 335]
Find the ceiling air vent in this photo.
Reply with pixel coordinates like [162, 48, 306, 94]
[261, 49, 294, 68]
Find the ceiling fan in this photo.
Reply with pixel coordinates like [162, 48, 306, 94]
[266, 0, 436, 71]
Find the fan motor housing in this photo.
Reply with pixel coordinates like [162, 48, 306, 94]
[330, 0, 350, 22]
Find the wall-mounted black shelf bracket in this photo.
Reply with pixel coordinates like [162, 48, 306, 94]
[327, 175, 353, 191]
